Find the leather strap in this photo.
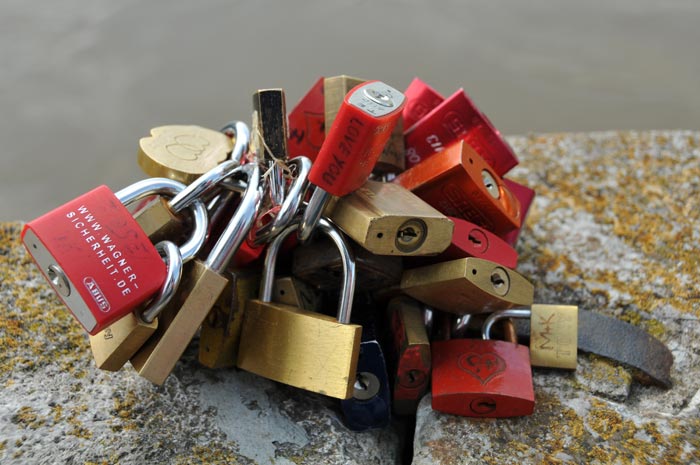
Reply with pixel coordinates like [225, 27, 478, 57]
[516, 309, 673, 388]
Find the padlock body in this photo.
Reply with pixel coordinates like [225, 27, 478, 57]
[22, 185, 167, 334]
[309, 81, 405, 196]
[288, 77, 326, 161]
[501, 179, 536, 247]
[237, 300, 362, 399]
[324, 75, 406, 175]
[199, 270, 260, 369]
[428, 217, 518, 268]
[530, 304, 578, 369]
[340, 339, 391, 431]
[402, 77, 445, 131]
[403, 89, 518, 175]
[138, 125, 233, 182]
[431, 339, 534, 417]
[401, 257, 534, 314]
[89, 313, 158, 371]
[394, 141, 521, 236]
[131, 260, 229, 385]
[384, 297, 431, 415]
[330, 180, 454, 256]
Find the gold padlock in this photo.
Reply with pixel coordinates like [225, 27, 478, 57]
[400, 257, 534, 314]
[329, 180, 454, 256]
[483, 305, 578, 369]
[324, 75, 405, 174]
[88, 241, 183, 371]
[198, 269, 260, 369]
[130, 163, 261, 385]
[237, 218, 362, 400]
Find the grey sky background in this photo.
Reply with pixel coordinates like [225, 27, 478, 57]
[2, 0, 698, 220]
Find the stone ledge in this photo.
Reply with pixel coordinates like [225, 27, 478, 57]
[1, 130, 698, 464]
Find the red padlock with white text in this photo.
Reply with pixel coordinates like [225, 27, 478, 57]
[22, 185, 168, 335]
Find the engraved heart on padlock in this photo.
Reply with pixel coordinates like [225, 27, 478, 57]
[457, 351, 506, 385]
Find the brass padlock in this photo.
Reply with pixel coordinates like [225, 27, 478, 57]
[198, 269, 260, 369]
[88, 241, 183, 371]
[130, 163, 261, 385]
[237, 218, 362, 400]
[324, 75, 405, 174]
[400, 257, 534, 314]
[329, 180, 454, 256]
[293, 235, 403, 291]
[483, 305, 578, 369]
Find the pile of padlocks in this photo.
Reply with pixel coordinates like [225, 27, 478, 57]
[22, 76, 670, 431]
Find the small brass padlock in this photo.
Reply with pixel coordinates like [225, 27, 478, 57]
[400, 257, 534, 314]
[237, 218, 362, 400]
[483, 305, 578, 369]
[88, 240, 183, 371]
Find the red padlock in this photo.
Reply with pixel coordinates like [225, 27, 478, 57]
[404, 89, 519, 175]
[501, 179, 535, 247]
[383, 296, 431, 416]
[402, 78, 445, 131]
[300, 81, 405, 241]
[287, 77, 326, 161]
[22, 185, 167, 335]
[431, 318, 534, 417]
[394, 140, 521, 236]
[407, 216, 518, 269]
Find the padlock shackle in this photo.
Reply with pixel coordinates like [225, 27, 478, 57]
[220, 120, 251, 164]
[251, 156, 312, 245]
[482, 308, 531, 340]
[205, 162, 262, 273]
[451, 314, 472, 339]
[114, 177, 208, 263]
[260, 218, 356, 324]
[140, 240, 183, 323]
[298, 186, 331, 242]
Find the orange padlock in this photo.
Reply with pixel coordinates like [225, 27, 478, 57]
[394, 140, 521, 236]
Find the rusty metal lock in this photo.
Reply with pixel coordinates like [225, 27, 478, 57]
[236, 218, 362, 399]
[394, 140, 522, 237]
[431, 317, 534, 417]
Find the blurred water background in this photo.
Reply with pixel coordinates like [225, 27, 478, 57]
[1, 0, 698, 220]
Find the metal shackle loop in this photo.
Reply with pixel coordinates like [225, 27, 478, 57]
[205, 162, 262, 273]
[259, 217, 356, 324]
[140, 240, 183, 323]
[251, 156, 313, 245]
[451, 314, 472, 339]
[114, 177, 208, 263]
[169, 159, 239, 213]
[221, 120, 251, 164]
[482, 308, 531, 340]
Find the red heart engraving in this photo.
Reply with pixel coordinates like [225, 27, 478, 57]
[457, 352, 506, 385]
